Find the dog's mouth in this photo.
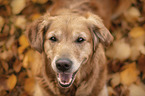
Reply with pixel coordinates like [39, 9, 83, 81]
[57, 71, 77, 88]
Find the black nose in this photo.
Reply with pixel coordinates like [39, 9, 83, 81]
[56, 58, 72, 72]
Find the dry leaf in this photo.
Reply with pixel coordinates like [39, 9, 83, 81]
[0, 50, 13, 60]
[129, 27, 145, 38]
[120, 62, 139, 86]
[24, 77, 35, 94]
[31, 13, 41, 21]
[110, 73, 120, 88]
[32, 0, 48, 4]
[11, 0, 26, 14]
[0, 76, 9, 91]
[138, 55, 145, 79]
[6, 36, 15, 49]
[124, 7, 141, 22]
[13, 60, 22, 73]
[130, 34, 145, 60]
[15, 16, 26, 29]
[108, 86, 117, 96]
[7, 74, 17, 90]
[18, 35, 30, 54]
[18, 72, 27, 85]
[0, 16, 5, 32]
[106, 39, 131, 60]
[129, 84, 145, 96]
[1, 61, 9, 72]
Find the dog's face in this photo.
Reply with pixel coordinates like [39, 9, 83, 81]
[26, 12, 113, 88]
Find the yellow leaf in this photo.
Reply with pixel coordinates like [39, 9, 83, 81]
[7, 74, 17, 90]
[18, 46, 26, 54]
[32, 0, 48, 4]
[19, 35, 29, 47]
[31, 13, 41, 21]
[18, 35, 30, 54]
[129, 27, 145, 38]
[24, 77, 35, 94]
[120, 62, 139, 86]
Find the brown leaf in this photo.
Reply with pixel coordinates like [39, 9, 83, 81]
[1, 60, 9, 72]
[138, 55, 145, 79]
[13, 59, 22, 73]
[7, 74, 17, 90]
[0, 76, 9, 91]
[18, 72, 27, 85]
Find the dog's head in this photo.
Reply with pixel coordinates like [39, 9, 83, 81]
[26, 12, 113, 88]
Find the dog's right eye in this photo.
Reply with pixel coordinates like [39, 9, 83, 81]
[49, 36, 57, 42]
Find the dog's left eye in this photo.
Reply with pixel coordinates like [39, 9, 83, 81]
[75, 37, 85, 43]
[49, 36, 57, 42]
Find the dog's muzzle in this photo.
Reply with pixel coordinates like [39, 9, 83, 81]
[55, 58, 77, 88]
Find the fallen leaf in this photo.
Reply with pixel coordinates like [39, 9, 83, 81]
[0, 50, 13, 60]
[15, 16, 26, 29]
[13, 60, 22, 73]
[24, 77, 35, 94]
[1, 60, 9, 72]
[106, 39, 131, 61]
[18, 35, 30, 54]
[129, 27, 145, 38]
[110, 73, 120, 88]
[32, 0, 48, 4]
[18, 72, 27, 85]
[130, 34, 145, 60]
[129, 84, 145, 96]
[7, 74, 17, 90]
[120, 62, 139, 86]
[107, 86, 117, 96]
[0, 76, 9, 91]
[0, 16, 5, 32]
[124, 7, 141, 22]
[6, 36, 15, 49]
[31, 13, 41, 21]
[138, 55, 145, 79]
[11, 0, 26, 14]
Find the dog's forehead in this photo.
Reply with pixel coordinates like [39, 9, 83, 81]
[47, 14, 90, 35]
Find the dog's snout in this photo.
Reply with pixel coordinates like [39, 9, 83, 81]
[56, 59, 72, 72]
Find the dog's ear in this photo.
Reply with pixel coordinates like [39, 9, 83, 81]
[25, 15, 53, 53]
[85, 12, 113, 50]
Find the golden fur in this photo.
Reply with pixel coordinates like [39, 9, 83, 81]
[26, 0, 113, 96]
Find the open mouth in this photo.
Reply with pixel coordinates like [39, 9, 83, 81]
[57, 71, 77, 88]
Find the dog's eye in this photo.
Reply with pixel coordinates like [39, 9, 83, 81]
[75, 37, 85, 43]
[49, 36, 57, 42]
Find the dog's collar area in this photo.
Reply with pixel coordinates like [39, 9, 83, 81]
[57, 71, 77, 88]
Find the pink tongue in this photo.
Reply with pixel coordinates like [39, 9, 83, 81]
[59, 73, 73, 84]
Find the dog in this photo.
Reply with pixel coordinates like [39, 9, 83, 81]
[26, 0, 113, 96]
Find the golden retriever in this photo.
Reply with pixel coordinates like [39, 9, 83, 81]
[26, 0, 113, 96]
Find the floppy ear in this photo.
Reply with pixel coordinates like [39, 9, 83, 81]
[86, 12, 114, 50]
[25, 15, 53, 53]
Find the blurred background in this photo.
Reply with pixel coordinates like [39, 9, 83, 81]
[0, 0, 145, 96]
